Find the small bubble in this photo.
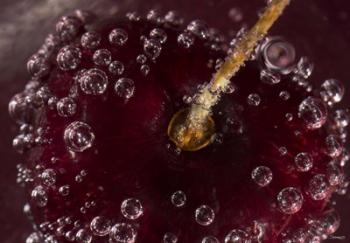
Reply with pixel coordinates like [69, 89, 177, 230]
[64, 121, 95, 152]
[326, 163, 344, 186]
[277, 187, 303, 214]
[298, 97, 327, 130]
[109, 223, 137, 243]
[79, 68, 108, 95]
[320, 210, 340, 235]
[171, 190, 187, 207]
[260, 69, 281, 85]
[136, 54, 147, 64]
[41, 169, 57, 186]
[224, 229, 250, 243]
[308, 174, 330, 201]
[81, 31, 101, 49]
[320, 79, 344, 105]
[114, 78, 135, 100]
[56, 16, 82, 41]
[90, 216, 111, 236]
[251, 166, 273, 187]
[121, 198, 143, 220]
[164, 11, 183, 26]
[187, 20, 209, 39]
[295, 56, 314, 79]
[108, 60, 124, 76]
[27, 54, 50, 78]
[177, 33, 195, 48]
[279, 91, 290, 101]
[228, 8, 243, 22]
[333, 109, 350, 128]
[76, 229, 92, 243]
[163, 232, 178, 243]
[279, 146, 288, 155]
[109, 28, 128, 46]
[325, 135, 342, 158]
[8, 92, 35, 124]
[26, 232, 42, 243]
[140, 65, 150, 76]
[285, 113, 293, 121]
[59, 185, 70, 196]
[93, 49, 112, 66]
[143, 38, 162, 59]
[57, 97, 77, 117]
[57, 45, 82, 71]
[202, 236, 219, 243]
[31, 185, 48, 207]
[195, 205, 215, 226]
[294, 152, 313, 172]
[247, 93, 261, 106]
[150, 28, 168, 43]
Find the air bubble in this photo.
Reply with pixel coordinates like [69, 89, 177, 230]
[285, 113, 293, 121]
[295, 57, 314, 79]
[177, 33, 195, 48]
[171, 190, 187, 207]
[64, 121, 95, 152]
[121, 198, 143, 220]
[279, 91, 290, 101]
[114, 78, 135, 100]
[27, 54, 50, 78]
[202, 236, 219, 243]
[260, 69, 281, 85]
[57, 97, 77, 117]
[298, 97, 327, 130]
[187, 20, 209, 39]
[150, 28, 168, 44]
[165, 11, 183, 26]
[320, 210, 340, 235]
[224, 229, 251, 243]
[228, 8, 243, 22]
[56, 16, 82, 41]
[109, 61, 124, 75]
[277, 187, 303, 214]
[90, 216, 111, 236]
[41, 169, 57, 186]
[333, 109, 350, 128]
[26, 232, 42, 243]
[143, 38, 162, 59]
[294, 152, 313, 172]
[79, 68, 108, 95]
[57, 45, 82, 71]
[136, 54, 147, 64]
[8, 92, 35, 124]
[308, 174, 330, 201]
[93, 49, 112, 66]
[109, 28, 128, 46]
[247, 93, 261, 106]
[81, 31, 101, 49]
[109, 223, 137, 243]
[320, 79, 344, 105]
[325, 135, 342, 158]
[76, 229, 92, 243]
[251, 166, 273, 187]
[31, 185, 48, 207]
[140, 65, 150, 76]
[59, 185, 70, 196]
[326, 163, 344, 186]
[195, 205, 215, 226]
[163, 232, 178, 243]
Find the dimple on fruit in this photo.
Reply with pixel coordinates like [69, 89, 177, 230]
[9, 2, 350, 243]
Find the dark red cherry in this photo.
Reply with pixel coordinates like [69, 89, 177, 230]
[9, 9, 349, 243]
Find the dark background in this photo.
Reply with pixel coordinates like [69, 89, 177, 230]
[0, 0, 349, 242]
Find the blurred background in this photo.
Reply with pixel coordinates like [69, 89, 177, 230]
[0, 0, 349, 242]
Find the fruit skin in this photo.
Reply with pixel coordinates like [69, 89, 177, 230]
[5, 5, 350, 243]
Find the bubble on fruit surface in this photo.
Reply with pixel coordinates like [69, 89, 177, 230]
[202, 236, 219, 243]
[9, 92, 35, 124]
[295, 56, 314, 79]
[294, 152, 313, 172]
[121, 198, 143, 220]
[115, 78, 135, 100]
[262, 37, 296, 74]
[325, 135, 342, 158]
[31, 185, 48, 207]
[224, 229, 251, 243]
[41, 169, 57, 186]
[333, 109, 350, 128]
[64, 121, 95, 152]
[298, 97, 327, 130]
[136, 54, 147, 64]
[27, 54, 50, 78]
[76, 229, 92, 243]
[195, 205, 215, 226]
[187, 20, 209, 39]
[260, 69, 281, 85]
[279, 91, 290, 101]
[247, 93, 261, 106]
[90, 216, 111, 236]
[57, 97, 77, 117]
[163, 232, 178, 243]
[277, 187, 303, 214]
[143, 38, 162, 59]
[140, 65, 150, 76]
[178, 32, 195, 48]
[326, 163, 344, 186]
[93, 49, 112, 66]
[109, 223, 137, 243]
[56, 16, 82, 41]
[81, 31, 101, 49]
[26, 232, 43, 243]
[109, 60, 125, 76]
[79, 68, 108, 95]
[109, 28, 128, 46]
[171, 190, 187, 207]
[320, 79, 344, 105]
[251, 166, 273, 187]
[150, 28, 168, 43]
[57, 45, 82, 71]
[308, 174, 330, 201]
[59, 185, 70, 196]
[320, 210, 340, 235]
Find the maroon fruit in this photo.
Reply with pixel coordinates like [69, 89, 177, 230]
[9, 9, 349, 243]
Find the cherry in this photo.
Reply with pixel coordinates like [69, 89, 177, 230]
[9, 9, 349, 243]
